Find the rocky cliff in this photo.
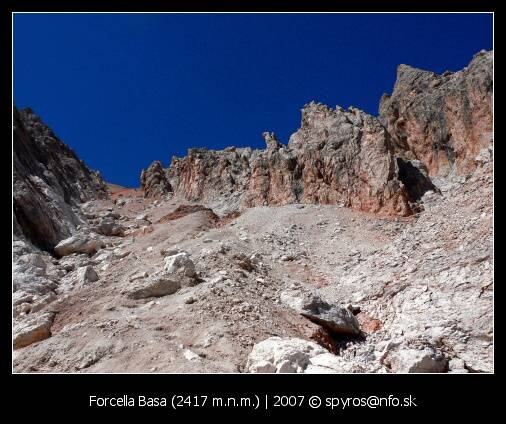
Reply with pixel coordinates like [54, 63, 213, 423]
[140, 160, 172, 198]
[12, 50, 493, 374]
[143, 51, 491, 216]
[379, 50, 493, 176]
[160, 105, 435, 216]
[13, 107, 108, 252]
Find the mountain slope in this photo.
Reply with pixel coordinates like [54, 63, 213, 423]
[13, 107, 108, 252]
[12, 51, 493, 373]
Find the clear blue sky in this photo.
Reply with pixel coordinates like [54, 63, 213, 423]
[14, 13, 493, 187]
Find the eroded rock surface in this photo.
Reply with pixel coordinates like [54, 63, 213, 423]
[13, 311, 56, 349]
[13, 107, 108, 252]
[380, 50, 493, 176]
[165, 104, 419, 217]
[140, 160, 172, 198]
[127, 273, 181, 299]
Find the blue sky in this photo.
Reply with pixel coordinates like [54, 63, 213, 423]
[14, 13, 493, 187]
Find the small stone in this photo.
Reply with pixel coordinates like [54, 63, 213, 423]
[77, 266, 99, 285]
[129, 271, 149, 282]
[183, 349, 201, 362]
[164, 252, 196, 278]
[127, 274, 181, 299]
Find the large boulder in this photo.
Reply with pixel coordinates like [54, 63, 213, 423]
[246, 337, 327, 373]
[383, 344, 448, 373]
[54, 234, 104, 257]
[280, 285, 361, 336]
[91, 218, 125, 237]
[127, 273, 181, 299]
[13, 311, 56, 349]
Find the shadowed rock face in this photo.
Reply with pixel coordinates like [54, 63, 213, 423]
[396, 158, 439, 202]
[13, 107, 108, 252]
[379, 50, 493, 176]
[140, 160, 172, 198]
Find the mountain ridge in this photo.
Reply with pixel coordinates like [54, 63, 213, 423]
[12, 50, 493, 374]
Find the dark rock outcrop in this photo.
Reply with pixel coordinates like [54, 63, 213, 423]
[379, 50, 493, 176]
[140, 160, 172, 198]
[13, 107, 108, 252]
[395, 158, 439, 201]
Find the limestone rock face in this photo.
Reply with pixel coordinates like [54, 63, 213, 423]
[280, 103, 413, 215]
[165, 104, 428, 217]
[140, 160, 172, 198]
[160, 52, 492, 214]
[141, 51, 493, 216]
[13, 107, 108, 252]
[379, 50, 493, 176]
[167, 147, 253, 212]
